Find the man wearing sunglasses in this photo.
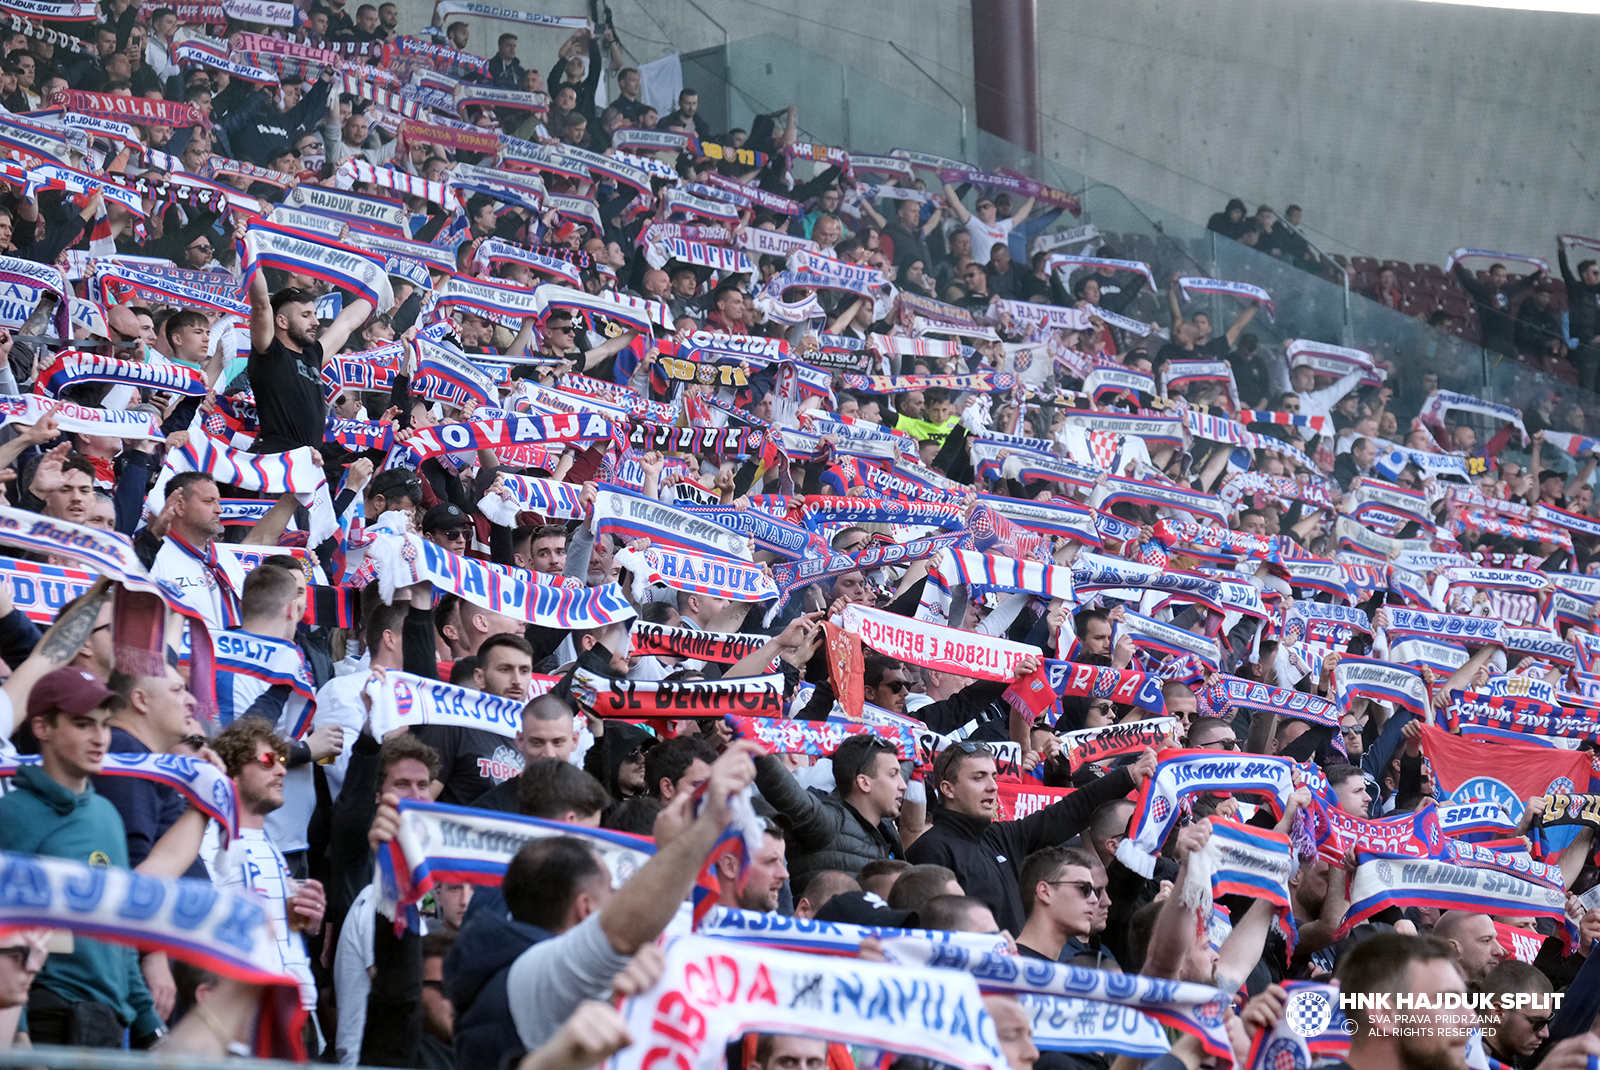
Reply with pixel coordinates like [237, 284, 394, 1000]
[942, 180, 1034, 267]
[212, 718, 325, 1033]
[1015, 846, 1101, 962]
[1480, 959, 1555, 1068]
[908, 739, 1156, 937]
[0, 931, 51, 1028]
[510, 308, 638, 382]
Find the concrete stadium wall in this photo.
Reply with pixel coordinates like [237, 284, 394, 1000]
[1035, 0, 1600, 265]
[383, 0, 1594, 266]
[387, 0, 977, 141]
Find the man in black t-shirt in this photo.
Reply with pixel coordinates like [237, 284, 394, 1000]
[244, 233, 375, 453]
[411, 633, 536, 806]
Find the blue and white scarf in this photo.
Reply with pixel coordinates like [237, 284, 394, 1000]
[1119, 749, 1296, 878]
[883, 937, 1235, 1064]
[1177, 276, 1274, 320]
[214, 629, 316, 737]
[593, 485, 755, 561]
[363, 527, 637, 629]
[613, 545, 777, 603]
[244, 219, 393, 312]
[476, 475, 587, 524]
[148, 434, 335, 545]
[377, 799, 653, 924]
[362, 670, 523, 740]
[936, 548, 1074, 600]
[1334, 656, 1429, 716]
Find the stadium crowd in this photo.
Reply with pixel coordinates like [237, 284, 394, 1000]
[0, 3, 1593, 1070]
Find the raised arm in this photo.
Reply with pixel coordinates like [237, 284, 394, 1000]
[1010, 195, 1035, 226]
[245, 219, 274, 354]
[319, 296, 376, 360]
[1223, 302, 1258, 346]
[942, 182, 970, 224]
[2, 577, 112, 728]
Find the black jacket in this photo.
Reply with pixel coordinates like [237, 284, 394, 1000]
[1562, 247, 1600, 344]
[444, 910, 551, 1070]
[753, 754, 904, 895]
[905, 768, 1137, 935]
[1453, 263, 1538, 351]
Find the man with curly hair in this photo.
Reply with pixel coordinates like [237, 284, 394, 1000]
[210, 718, 326, 1047]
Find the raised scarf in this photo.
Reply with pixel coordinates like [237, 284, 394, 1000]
[1118, 748, 1296, 877]
[214, 629, 316, 737]
[1177, 276, 1274, 319]
[614, 935, 1010, 1070]
[1060, 718, 1178, 771]
[841, 372, 1004, 395]
[882, 937, 1231, 1063]
[1444, 247, 1549, 274]
[613, 545, 777, 603]
[573, 667, 785, 717]
[767, 531, 966, 622]
[595, 486, 755, 561]
[0, 851, 305, 1056]
[94, 260, 250, 316]
[1334, 656, 1429, 716]
[362, 669, 521, 739]
[1197, 675, 1339, 728]
[0, 394, 162, 441]
[726, 715, 917, 760]
[1340, 854, 1573, 948]
[1315, 801, 1446, 867]
[393, 412, 614, 465]
[363, 528, 637, 629]
[1181, 816, 1295, 919]
[244, 219, 394, 311]
[629, 621, 768, 665]
[1093, 476, 1228, 525]
[1042, 252, 1156, 290]
[676, 505, 828, 561]
[147, 434, 335, 545]
[936, 548, 1074, 600]
[1117, 610, 1222, 669]
[841, 602, 1037, 683]
[475, 476, 586, 525]
[378, 799, 652, 923]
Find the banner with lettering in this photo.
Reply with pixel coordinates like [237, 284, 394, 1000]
[611, 935, 1011, 1070]
[572, 668, 785, 717]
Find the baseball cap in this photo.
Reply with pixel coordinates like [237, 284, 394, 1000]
[423, 503, 470, 533]
[27, 668, 122, 722]
[812, 890, 914, 928]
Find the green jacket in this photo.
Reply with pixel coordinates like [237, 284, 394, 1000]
[0, 765, 159, 1033]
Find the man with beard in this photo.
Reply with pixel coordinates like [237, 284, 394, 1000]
[414, 633, 537, 805]
[148, 473, 244, 632]
[245, 248, 374, 453]
[211, 718, 326, 1031]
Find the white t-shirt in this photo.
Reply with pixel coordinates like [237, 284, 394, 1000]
[333, 883, 376, 1066]
[964, 215, 1015, 265]
[313, 670, 372, 802]
[216, 828, 317, 1009]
